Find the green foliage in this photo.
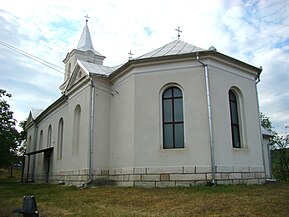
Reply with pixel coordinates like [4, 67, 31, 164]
[271, 138, 289, 180]
[260, 112, 278, 140]
[260, 112, 289, 180]
[17, 120, 27, 156]
[18, 120, 27, 141]
[0, 89, 19, 168]
[260, 112, 273, 130]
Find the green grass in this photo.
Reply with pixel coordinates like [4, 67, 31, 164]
[1, 169, 289, 217]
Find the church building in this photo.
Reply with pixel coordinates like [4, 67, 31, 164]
[24, 22, 270, 187]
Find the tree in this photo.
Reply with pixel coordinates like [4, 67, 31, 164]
[260, 112, 274, 130]
[271, 136, 289, 180]
[0, 89, 19, 173]
[17, 120, 27, 156]
[18, 120, 27, 142]
[261, 112, 289, 180]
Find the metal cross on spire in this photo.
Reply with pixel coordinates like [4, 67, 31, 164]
[85, 14, 90, 23]
[175, 26, 182, 40]
[128, 50, 134, 60]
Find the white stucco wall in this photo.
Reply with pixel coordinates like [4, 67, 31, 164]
[132, 60, 211, 168]
[262, 136, 272, 178]
[26, 79, 92, 182]
[107, 57, 264, 171]
[208, 60, 264, 168]
[25, 126, 37, 178]
[24, 54, 266, 185]
[91, 76, 111, 169]
[109, 72, 135, 168]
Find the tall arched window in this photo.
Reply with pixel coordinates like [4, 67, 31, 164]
[57, 118, 64, 160]
[28, 135, 32, 152]
[47, 125, 52, 148]
[162, 87, 184, 149]
[39, 130, 43, 150]
[73, 105, 81, 154]
[229, 90, 241, 148]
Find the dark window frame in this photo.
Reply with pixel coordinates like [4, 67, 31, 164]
[57, 118, 64, 160]
[162, 87, 184, 149]
[229, 90, 241, 148]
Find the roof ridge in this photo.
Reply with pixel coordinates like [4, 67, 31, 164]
[176, 40, 188, 54]
[147, 41, 174, 58]
[135, 39, 205, 60]
[162, 40, 181, 56]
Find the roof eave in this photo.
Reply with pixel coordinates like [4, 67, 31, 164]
[109, 51, 262, 79]
[205, 51, 262, 75]
[33, 95, 67, 123]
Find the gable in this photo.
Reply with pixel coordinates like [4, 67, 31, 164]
[27, 112, 34, 124]
[26, 108, 44, 128]
[64, 61, 89, 93]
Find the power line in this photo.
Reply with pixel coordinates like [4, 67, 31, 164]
[0, 40, 118, 96]
[0, 40, 66, 75]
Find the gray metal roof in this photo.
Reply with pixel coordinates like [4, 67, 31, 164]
[78, 40, 206, 77]
[78, 60, 122, 76]
[77, 23, 104, 57]
[30, 108, 44, 120]
[136, 40, 205, 59]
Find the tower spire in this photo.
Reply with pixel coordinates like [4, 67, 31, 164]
[77, 15, 94, 51]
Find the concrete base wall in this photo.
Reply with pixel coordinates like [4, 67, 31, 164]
[105, 165, 265, 187]
[32, 165, 265, 187]
[34, 169, 90, 185]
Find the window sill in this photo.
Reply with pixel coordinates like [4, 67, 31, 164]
[160, 147, 187, 151]
[232, 147, 249, 151]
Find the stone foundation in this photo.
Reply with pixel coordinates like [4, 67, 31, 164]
[32, 165, 265, 187]
[33, 169, 90, 185]
[104, 165, 265, 187]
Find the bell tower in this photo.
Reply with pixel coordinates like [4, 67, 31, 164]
[62, 18, 106, 83]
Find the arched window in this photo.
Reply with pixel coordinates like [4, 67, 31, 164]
[73, 105, 81, 154]
[28, 135, 32, 152]
[229, 90, 241, 148]
[162, 87, 184, 149]
[68, 63, 71, 77]
[57, 118, 64, 160]
[47, 125, 52, 148]
[39, 130, 43, 150]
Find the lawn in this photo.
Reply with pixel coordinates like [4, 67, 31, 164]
[1, 168, 289, 217]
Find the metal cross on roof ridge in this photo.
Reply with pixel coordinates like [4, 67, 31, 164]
[85, 14, 90, 23]
[175, 26, 182, 40]
[128, 50, 134, 60]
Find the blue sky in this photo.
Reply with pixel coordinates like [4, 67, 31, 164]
[0, 0, 288, 135]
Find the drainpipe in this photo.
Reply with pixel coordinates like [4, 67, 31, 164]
[255, 68, 267, 179]
[87, 77, 95, 184]
[196, 53, 216, 185]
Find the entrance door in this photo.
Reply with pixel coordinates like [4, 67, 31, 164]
[44, 152, 51, 183]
